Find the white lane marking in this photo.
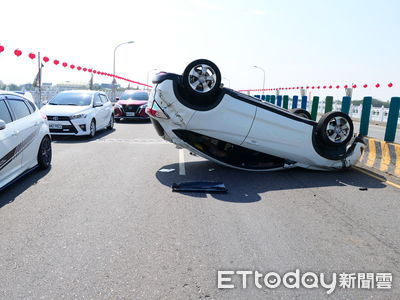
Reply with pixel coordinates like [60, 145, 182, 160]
[95, 138, 167, 144]
[179, 149, 186, 175]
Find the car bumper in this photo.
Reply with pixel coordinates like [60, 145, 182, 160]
[48, 118, 90, 135]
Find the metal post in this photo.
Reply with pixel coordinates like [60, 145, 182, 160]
[325, 96, 333, 113]
[38, 52, 42, 107]
[270, 95, 276, 105]
[265, 95, 271, 103]
[283, 95, 289, 109]
[112, 41, 134, 101]
[311, 96, 319, 121]
[292, 95, 298, 109]
[301, 96, 307, 110]
[341, 96, 351, 114]
[360, 96, 372, 136]
[384, 97, 400, 142]
[277, 95, 282, 107]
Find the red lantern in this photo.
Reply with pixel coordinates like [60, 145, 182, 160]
[317, 86, 320, 89]
[306, 86, 309, 89]
[323, 86, 326, 89]
[352, 84, 357, 88]
[312, 86, 315, 89]
[62, 62, 68, 67]
[83, 67, 87, 72]
[29, 53, 36, 60]
[93, 70, 97, 74]
[0, 45, 4, 53]
[14, 49, 22, 57]
[363, 84, 368, 88]
[329, 85, 332, 89]
[344, 85, 348, 89]
[375, 83, 380, 88]
[70, 64, 75, 69]
[54, 59, 59, 65]
[77, 66, 82, 71]
[388, 83, 393, 88]
[43, 56, 49, 63]
[88, 69, 92, 72]
[336, 85, 340, 89]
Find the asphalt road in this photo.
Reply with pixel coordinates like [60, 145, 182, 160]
[1, 121, 399, 299]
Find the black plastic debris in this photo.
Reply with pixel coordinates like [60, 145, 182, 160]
[359, 187, 368, 191]
[172, 181, 227, 193]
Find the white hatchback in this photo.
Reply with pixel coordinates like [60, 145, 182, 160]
[0, 92, 52, 190]
[41, 90, 114, 137]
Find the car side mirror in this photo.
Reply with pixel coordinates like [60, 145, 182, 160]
[0, 120, 6, 130]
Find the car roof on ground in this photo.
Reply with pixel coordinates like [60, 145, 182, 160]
[122, 90, 149, 94]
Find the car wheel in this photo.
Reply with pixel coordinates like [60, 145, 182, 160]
[290, 108, 312, 120]
[107, 115, 114, 130]
[89, 119, 96, 138]
[316, 111, 354, 146]
[182, 59, 221, 98]
[37, 136, 52, 170]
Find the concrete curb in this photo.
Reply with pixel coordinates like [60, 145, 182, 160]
[358, 137, 400, 177]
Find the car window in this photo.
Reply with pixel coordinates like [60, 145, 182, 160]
[94, 94, 102, 106]
[49, 92, 93, 106]
[99, 94, 109, 104]
[0, 100, 13, 124]
[26, 100, 37, 112]
[7, 99, 31, 120]
[120, 92, 149, 100]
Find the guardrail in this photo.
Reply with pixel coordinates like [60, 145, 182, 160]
[253, 94, 400, 143]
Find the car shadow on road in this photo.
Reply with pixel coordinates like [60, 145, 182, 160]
[155, 161, 387, 203]
[0, 168, 51, 208]
[51, 128, 116, 144]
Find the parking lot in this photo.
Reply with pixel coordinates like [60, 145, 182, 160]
[1, 121, 400, 299]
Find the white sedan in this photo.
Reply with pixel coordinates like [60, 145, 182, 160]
[146, 59, 365, 171]
[41, 90, 114, 137]
[0, 92, 52, 190]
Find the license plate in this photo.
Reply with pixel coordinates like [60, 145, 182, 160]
[126, 112, 135, 117]
[49, 124, 62, 129]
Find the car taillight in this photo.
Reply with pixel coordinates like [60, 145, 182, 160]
[145, 101, 169, 119]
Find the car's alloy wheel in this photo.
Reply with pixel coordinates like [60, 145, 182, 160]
[182, 59, 221, 97]
[89, 120, 96, 137]
[316, 111, 353, 146]
[107, 115, 114, 130]
[38, 136, 52, 169]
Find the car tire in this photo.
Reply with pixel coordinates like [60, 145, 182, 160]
[316, 111, 354, 146]
[88, 119, 96, 138]
[290, 108, 312, 120]
[107, 115, 114, 130]
[37, 136, 52, 170]
[182, 59, 221, 99]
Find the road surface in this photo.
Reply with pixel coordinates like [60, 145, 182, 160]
[0, 122, 399, 299]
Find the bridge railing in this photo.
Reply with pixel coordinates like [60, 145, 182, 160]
[253, 94, 400, 143]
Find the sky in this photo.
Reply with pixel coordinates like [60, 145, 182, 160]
[0, 0, 399, 101]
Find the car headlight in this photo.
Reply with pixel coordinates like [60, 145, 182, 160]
[71, 113, 87, 119]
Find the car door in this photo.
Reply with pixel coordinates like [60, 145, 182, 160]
[0, 98, 23, 187]
[93, 93, 107, 128]
[6, 96, 40, 172]
[99, 94, 112, 123]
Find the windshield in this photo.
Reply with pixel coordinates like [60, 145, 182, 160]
[120, 92, 148, 101]
[49, 92, 92, 106]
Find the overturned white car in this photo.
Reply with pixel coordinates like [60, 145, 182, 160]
[146, 59, 365, 171]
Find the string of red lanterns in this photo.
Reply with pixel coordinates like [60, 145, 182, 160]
[0, 44, 151, 88]
[239, 82, 395, 92]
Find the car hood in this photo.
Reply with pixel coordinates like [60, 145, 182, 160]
[118, 100, 147, 106]
[41, 105, 91, 116]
